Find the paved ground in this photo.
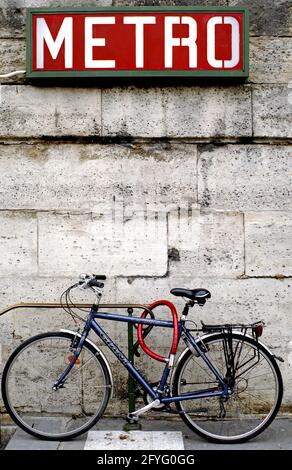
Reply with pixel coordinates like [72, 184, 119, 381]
[4, 417, 292, 450]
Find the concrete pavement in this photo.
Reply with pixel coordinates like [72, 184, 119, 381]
[4, 417, 292, 450]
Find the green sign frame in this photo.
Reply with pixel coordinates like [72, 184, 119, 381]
[26, 6, 249, 79]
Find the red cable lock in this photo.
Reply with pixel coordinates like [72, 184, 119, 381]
[137, 300, 179, 363]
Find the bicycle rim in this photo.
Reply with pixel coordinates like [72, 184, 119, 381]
[2, 333, 110, 440]
[175, 334, 282, 442]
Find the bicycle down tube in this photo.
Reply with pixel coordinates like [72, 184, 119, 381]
[83, 306, 229, 404]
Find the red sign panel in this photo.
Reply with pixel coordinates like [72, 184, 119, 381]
[26, 7, 249, 78]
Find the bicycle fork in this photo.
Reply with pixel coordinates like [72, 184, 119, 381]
[52, 327, 89, 391]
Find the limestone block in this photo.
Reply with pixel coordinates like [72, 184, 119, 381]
[0, 211, 37, 275]
[102, 87, 165, 138]
[168, 210, 244, 278]
[250, 37, 292, 84]
[0, 86, 101, 138]
[113, 1, 228, 6]
[229, 0, 292, 36]
[38, 212, 168, 277]
[0, 39, 25, 83]
[245, 211, 292, 277]
[102, 86, 252, 138]
[0, 142, 197, 210]
[253, 85, 292, 139]
[198, 145, 292, 210]
[163, 87, 252, 138]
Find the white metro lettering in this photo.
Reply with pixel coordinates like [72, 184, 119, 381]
[35, 14, 241, 71]
[36, 17, 73, 69]
[207, 16, 240, 68]
[84, 17, 116, 69]
[123, 16, 156, 68]
[164, 16, 197, 68]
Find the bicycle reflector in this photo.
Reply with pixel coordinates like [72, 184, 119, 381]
[252, 322, 264, 338]
[68, 354, 80, 365]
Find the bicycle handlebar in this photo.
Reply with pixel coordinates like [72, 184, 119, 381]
[93, 275, 107, 281]
[78, 273, 106, 290]
[88, 279, 104, 288]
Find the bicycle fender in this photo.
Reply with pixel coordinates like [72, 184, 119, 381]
[60, 329, 114, 398]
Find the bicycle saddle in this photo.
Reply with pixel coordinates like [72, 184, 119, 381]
[170, 288, 211, 302]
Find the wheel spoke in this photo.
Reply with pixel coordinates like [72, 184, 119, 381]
[175, 334, 282, 443]
[190, 356, 215, 381]
[4, 334, 110, 439]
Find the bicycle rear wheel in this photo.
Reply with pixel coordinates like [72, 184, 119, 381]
[173, 333, 283, 443]
[1, 332, 111, 440]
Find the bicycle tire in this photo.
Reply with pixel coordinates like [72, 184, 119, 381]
[173, 332, 283, 443]
[1, 331, 112, 441]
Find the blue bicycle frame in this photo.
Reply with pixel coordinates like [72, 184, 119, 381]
[54, 306, 230, 402]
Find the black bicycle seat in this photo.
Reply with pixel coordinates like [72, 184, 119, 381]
[170, 288, 211, 302]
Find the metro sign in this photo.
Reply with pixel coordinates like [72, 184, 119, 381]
[26, 7, 249, 79]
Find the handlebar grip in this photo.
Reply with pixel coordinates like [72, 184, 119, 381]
[93, 275, 106, 281]
[88, 280, 104, 288]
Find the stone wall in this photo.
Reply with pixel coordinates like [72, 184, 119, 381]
[0, 0, 291, 415]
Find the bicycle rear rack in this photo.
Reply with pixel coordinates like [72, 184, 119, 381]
[201, 320, 265, 339]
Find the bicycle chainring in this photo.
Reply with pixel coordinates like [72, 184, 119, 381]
[143, 384, 168, 411]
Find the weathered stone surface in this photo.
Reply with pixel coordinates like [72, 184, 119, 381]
[116, 275, 292, 319]
[245, 211, 292, 277]
[2, 1, 291, 37]
[168, 210, 244, 278]
[0, 86, 101, 138]
[102, 86, 252, 138]
[0, 1, 113, 37]
[0, 275, 116, 310]
[229, 0, 292, 36]
[164, 87, 252, 138]
[0, 211, 37, 275]
[0, 143, 197, 210]
[198, 145, 292, 211]
[113, 1, 227, 6]
[102, 87, 165, 138]
[253, 85, 292, 139]
[38, 212, 168, 277]
[0, 39, 25, 83]
[250, 37, 292, 84]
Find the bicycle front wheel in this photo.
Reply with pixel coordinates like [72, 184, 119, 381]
[1, 332, 111, 440]
[173, 333, 283, 443]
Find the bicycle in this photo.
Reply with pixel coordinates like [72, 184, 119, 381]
[1, 274, 283, 443]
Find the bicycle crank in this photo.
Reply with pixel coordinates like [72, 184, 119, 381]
[143, 384, 168, 411]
